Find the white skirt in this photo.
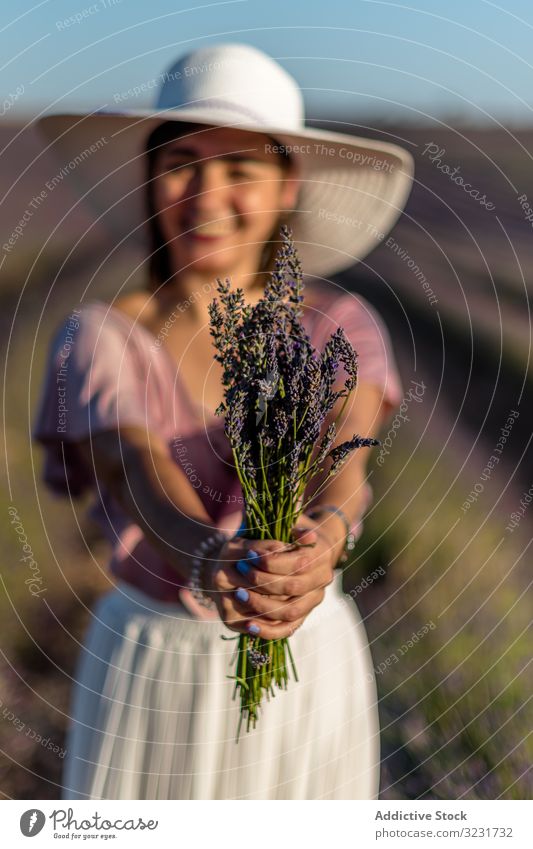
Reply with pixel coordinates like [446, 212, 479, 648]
[61, 575, 381, 800]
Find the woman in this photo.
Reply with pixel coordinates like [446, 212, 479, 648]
[33, 43, 413, 799]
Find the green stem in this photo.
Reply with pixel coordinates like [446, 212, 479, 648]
[286, 638, 299, 683]
[232, 447, 271, 529]
[259, 439, 274, 512]
[296, 402, 310, 433]
[298, 472, 336, 514]
[276, 476, 285, 539]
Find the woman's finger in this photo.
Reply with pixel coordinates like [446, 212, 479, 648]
[247, 562, 333, 596]
[232, 586, 325, 622]
[221, 594, 306, 640]
[219, 537, 287, 564]
[242, 615, 307, 640]
[220, 593, 284, 634]
[242, 546, 314, 577]
[291, 525, 318, 546]
[208, 541, 264, 592]
[210, 536, 330, 597]
[210, 550, 303, 595]
[220, 532, 320, 572]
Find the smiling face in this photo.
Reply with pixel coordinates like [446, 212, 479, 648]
[147, 124, 300, 282]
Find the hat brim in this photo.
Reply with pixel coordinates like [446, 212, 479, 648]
[36, 108, 414, 277]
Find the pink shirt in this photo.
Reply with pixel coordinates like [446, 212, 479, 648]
[32, 287, 403, 615]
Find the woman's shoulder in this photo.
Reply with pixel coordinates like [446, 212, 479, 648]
[112, 290, 153, 322]
[46, 293, 156, 372]
[111, 289, 181, 340]
[60, 291, 160, 345]
[81, 291, 153, 329]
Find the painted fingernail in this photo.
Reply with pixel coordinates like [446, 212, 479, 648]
[236, 521, 246, 538]
[247, 623, 260, 635]
[236, 559, 250, 576]
[247, 549, 260, 565]
[235, 587, 249, 603]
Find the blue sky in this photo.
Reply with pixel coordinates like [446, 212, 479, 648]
[3, 0, 533, 125]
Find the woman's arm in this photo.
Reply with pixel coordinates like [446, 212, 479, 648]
[76, 425, 218, 587]
[75, 426, 320, 637]
[304, 382, 388, 566]
[74, 381, 383, 638]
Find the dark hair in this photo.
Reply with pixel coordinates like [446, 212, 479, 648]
[143, 121, 295, 293]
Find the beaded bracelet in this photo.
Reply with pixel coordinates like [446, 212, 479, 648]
[306, 504, 357, 566]
[188, 529, 229, 610]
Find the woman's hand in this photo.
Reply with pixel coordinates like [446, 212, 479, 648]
[204, 517, 338, 639]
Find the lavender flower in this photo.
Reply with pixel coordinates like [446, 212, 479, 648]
[209, 225, 380, 738]
[316, 422, 337, 465]
[329, 435, 381, 475]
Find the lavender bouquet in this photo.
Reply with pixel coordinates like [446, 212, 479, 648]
[208, 225, 379, 737]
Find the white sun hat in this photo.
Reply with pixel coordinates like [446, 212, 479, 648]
[36, 42, 414, 277]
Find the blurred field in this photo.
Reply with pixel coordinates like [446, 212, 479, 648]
[1, 119, 531, 799]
